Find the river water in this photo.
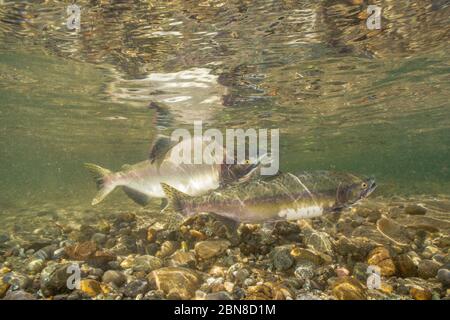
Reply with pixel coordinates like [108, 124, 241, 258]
[0, 0, 449, 300]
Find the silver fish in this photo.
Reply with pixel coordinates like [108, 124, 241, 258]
[85, 136, 261, 206]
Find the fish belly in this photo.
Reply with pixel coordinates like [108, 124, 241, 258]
[125, 180, 165, 198]
[121, 161, 221, 199]
[236, 202, 325, 223]
[159, 162, 221, 196]
[277, 205, 324, 220]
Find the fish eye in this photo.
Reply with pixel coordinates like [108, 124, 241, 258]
[361, 182, 368, 188]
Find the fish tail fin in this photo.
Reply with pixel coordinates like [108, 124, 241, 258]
[84, 163, 115, 205]
[160, 183, 189, 213]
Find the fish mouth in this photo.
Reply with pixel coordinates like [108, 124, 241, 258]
[363, 180, 377, 198]
[244, 153, 273, 173]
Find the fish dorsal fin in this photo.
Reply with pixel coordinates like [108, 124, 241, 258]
[148, 135, 177, 166]
[160, 183, 190, 213]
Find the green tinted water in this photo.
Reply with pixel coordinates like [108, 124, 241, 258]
[0, 0, 449, 213]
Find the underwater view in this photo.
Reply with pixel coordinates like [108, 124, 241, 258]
[0, 0, 449, 302]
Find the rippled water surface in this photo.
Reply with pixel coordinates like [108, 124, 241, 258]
[0, 0, 449, 209]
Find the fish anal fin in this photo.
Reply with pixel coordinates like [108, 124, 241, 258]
[123, 187, 151, 207]
[160, 198, 168, 211]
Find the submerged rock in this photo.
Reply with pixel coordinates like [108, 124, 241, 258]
[156, 241, 179, 258]
[335, 267, 350, 278]
[148, 267, 202, 300]
[88, 250, 116, 268]
[437, 269, 450, 287]
[376, 217, 410, 246]
[352, 262, 369, 282]
[102, 270, 127, 287]
[335, 235, 378, 261]
[40, 263, 73, 297]
[194, 240, 230, 260]
[332, 277, 367, 300]
[120, 255, 135, 269]
[27, 259, 45, 273]
[91, 233, 107, 245]
[422, 245, 440, 259]
[1, 271, 32, 292]
[291, 247, 323, 266]
[394, 252, 419, 277]
[404, 205, 427, 215]
[122, 279, 149, 298]
[206, 291, 233, 300]
[168, 250, 197, 268]
[0, 234, 10, 243]
[132, 255, 162, 273]
[142, 290, 165, 300]
[417, 259, 441, 279]
[0, 277, 11, 299]
[3, 290, 36, 300]
[270, 245, 294, 271]
[33, 244, 58, 261]
[3, 195, 447, 301]
[299, 221, 333, 254]
[245, 282, 292, 300]
[367, 247, 396, 276]
[79, 279, 103, 298]
[409, 286, 432, 300]
[294, 265, 314, 282]
[65, 241, 97, 261]
[245, 284, 273, 300]
[401, 216, 449, 233]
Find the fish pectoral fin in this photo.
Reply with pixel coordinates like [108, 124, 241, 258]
[160, 198, 169, 212]
[166, 212, 185, 231]
[148, 135, 177, 166]
[331, 204, 345, 213]
[122, 187, 151, 207]
[234, 165, 261, 184]
[234, 153, 275, 183]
